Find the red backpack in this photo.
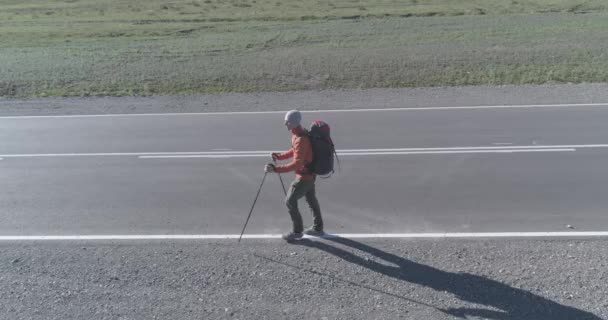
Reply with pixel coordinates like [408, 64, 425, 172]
[306, 121, 339, 177]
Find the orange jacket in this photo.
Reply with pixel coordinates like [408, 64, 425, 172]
[275, 127, 314, 180]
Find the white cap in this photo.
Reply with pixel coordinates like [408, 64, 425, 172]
[284, 110, 302, 129]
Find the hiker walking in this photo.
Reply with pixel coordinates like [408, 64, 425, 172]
[265, 110, 325, 241]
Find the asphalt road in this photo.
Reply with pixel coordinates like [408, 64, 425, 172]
[2, 96, 608, 320]
[2, 104, 608, 236]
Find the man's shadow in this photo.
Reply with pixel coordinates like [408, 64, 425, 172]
[289, 236, 603, 320]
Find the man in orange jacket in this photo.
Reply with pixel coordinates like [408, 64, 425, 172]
[265, 110, 324, 241]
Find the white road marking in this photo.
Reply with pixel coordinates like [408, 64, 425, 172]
[0, 231, 607, 241]
[138, 148, 575, 159]
[0, 102, 607, 119]
[332, 149, 575, 156]
[336, 144, 607, 152]
[1, 144, 604, 159]
[139, 154, 270, 159]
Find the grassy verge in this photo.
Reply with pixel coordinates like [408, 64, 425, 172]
[1, 0, 607, 97]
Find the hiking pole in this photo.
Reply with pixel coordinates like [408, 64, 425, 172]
[273, 159, 287, 196]
[238, 171, 268, 243]
[278, 173, 287, 196]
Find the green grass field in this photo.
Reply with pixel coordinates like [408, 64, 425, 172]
[1, 0, 607, 97]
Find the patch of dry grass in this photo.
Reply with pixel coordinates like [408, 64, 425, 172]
[1, 0, 607, 97]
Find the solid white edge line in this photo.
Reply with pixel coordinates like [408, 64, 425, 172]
[1, 231, 608, 240]
[137, 148, 575, 159]
[2, 144, 604, 158]
[1, 102, 608, 119]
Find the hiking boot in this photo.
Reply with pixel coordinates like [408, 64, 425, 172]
[303, 227, 324, 237]
[282, 231, 303, 242]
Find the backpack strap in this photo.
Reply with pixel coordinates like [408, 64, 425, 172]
[334, 149, 341, 173]
[297, 130, 315, 175]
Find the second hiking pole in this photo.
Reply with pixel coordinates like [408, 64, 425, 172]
[238, 171, 268, 243]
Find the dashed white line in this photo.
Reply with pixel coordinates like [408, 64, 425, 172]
[1, 144, 604, 159]
[336, 144, 608, 152]
[0, 102, 607, 119]
[1, 231, 607, 241]
[328, 149, 576, 156]
[137, 148, 575, 159]
[139, 154, 270, 159]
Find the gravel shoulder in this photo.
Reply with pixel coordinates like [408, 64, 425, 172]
[0, 238, 606, 320]
[1, 84, 608, 117]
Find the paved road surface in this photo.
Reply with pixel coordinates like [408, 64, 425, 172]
[1, 101, 608, 320]
[2, 104, 608, 236]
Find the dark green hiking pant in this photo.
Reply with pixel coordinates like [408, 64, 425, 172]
[285, 179, 323, 233]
